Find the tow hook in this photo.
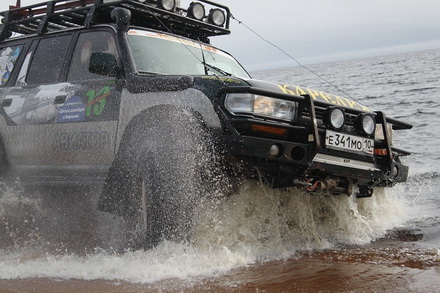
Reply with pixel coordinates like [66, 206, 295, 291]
[295, 177, 348, 194]
[307, 177, 339, 192]
[306, 178, 319, 192]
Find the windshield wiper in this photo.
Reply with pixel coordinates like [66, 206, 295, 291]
[203, 62, 232, 77]
[137, 71, 164, 75]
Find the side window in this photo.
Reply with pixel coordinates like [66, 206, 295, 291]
[67, 31, 117, 81]
[26, 35, 72, 85]
[16, 50, 33, 86]
[0, 45, 22, 86]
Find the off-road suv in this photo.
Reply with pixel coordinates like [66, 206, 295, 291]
[0, 0, 412, 247]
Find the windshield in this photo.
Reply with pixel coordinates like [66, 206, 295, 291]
[127, 30, 250, 79]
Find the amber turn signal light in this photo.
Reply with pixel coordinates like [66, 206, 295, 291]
[251, 124, 287, 136]
[374, 148, 388, 156]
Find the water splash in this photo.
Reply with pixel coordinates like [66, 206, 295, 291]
[0, 181, 44, 250]
[194, 182, 410, 260]
[0, 179, 413, 283]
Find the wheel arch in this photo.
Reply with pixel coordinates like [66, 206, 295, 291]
[115, 87, 222, 153]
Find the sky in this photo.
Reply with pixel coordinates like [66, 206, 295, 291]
[1, 0, 439, 71]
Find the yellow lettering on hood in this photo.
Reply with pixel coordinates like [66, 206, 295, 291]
[277, 84, 370, 112]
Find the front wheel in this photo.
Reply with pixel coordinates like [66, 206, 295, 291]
[130, 152, 199, 248]
[100, 105, 214, 249]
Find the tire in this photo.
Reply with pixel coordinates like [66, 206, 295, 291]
[100, 105, 213, 249]
[0, 138, 11, 190]
[131, 153, 195, 248]
[0, 139, 7, 178]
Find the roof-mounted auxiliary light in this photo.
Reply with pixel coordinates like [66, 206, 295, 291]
[158, 0, 176, 11]
[187, 2, 205, 20]
[208, 8, 225, 26]
[136, 0, 176, 11]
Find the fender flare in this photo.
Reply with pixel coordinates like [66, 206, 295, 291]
[114, 87, 222, 152]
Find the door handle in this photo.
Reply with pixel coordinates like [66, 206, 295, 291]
[1, 98, 12, 107]
[54, 95, 67, 104]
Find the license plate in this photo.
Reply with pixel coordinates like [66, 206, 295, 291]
[325, 130, 374, 155]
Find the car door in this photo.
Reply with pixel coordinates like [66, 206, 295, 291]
[46, 29, 121, 184]
[0, 30, 121, 185]
[0, 34, 74, 179]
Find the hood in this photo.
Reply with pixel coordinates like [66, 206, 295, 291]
[245, 79, 371, 113]
[192, 76, 371, 113]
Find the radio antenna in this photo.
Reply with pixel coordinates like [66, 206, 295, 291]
[230, 14, 358, 101]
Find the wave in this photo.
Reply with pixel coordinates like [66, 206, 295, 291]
[406, 87, 439, 93]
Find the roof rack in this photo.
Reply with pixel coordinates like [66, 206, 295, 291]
[0, 0, 231, 42]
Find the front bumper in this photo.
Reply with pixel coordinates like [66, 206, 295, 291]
[220, 134, 409, 186]
[217, 91, 411, 193]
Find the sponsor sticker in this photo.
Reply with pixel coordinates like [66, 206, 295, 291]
[52, 131, 110, 150]
[56, 96, 86, 123]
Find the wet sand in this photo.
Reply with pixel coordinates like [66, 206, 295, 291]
[0, 259, 438, 293]
[1, 234, 439, 293]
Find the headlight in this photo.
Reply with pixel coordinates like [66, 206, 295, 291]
[225, 93, 297, 121]
[324, 107, 345, 130]
[355, 113, 376, 136]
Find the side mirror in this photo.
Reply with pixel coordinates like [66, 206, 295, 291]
[89, 52, 119, 77]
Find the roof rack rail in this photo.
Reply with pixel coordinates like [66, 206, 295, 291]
[0, 0, 231, 42]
